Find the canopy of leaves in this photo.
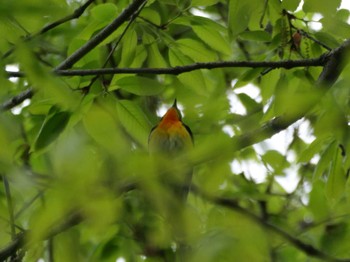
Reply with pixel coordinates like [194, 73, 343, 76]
[0, 0, 350, 261]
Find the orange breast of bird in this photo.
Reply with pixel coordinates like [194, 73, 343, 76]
[149, 107, 193, 154]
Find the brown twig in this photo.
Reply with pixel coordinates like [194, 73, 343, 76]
[5, 57, 328, 78]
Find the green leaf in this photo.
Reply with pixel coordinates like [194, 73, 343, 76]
[139, 8, 161, 25]
[116, 100, 151, 148]
[326, 145, 346, 205]
[237, 93, 261, 113]
[112, 76, 165, 96]
[77, 4, 119, 42]
[235, 68, 262, 87]
[321, 17, 350, 40]
[192, 0, 219, 6]
[320, 222, 350, 256]
[261, 150, 288, 173]
[229, 0, 254, 36]
[308, 180, 329, 220]
[144, 33, 168, 68]
[34, 111, 71, 151]
[176, 38, 217, 62]
[303, 0, 341, 16]
[239, 31, 271, 42]
[83, 102, 126, 153]
[192, 24, 231, 55]
[90, 3, 118, 22]
[168, 48, 207, 95]
[314, 140, 336, 180]
[120, 28, 137, 67]
[260, 68, 280, 103]
[281, 0, 301, 11]
[298, 136, 332, 163]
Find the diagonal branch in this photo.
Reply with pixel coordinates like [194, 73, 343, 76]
[0, 212, 81, 262]
[55, 0, 147, 70]
[0, 0, 147, 112]
[0, 182, 136, 261]
[2, 0, 96, 60]
[0, 88, 33, 112]
[191, 186, 350, 262]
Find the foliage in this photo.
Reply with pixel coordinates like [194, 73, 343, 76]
[0, 0, 350, 261]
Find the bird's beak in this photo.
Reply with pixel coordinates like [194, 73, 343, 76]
[172, 99, 177, 108]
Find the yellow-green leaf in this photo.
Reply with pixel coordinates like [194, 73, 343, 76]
[116, 100, 151, 148]
[34, 111, 71, 151]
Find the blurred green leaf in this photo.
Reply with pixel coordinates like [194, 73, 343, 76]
[239, 30, 271, 42]
[229, 0, 255, 36]
[320, 222, 350, 257]
[34, 111, 71, 151]
[169, 48, 208, 95]
[321, 17, 350, 39]
[282, 0, 301, 11]
[140, 8, 161, 25]
[308, 180, 329, 220]
[91, 3, 118, 22]
[112, 76, 165, 95]
[261, 150, 288, 173]
[116, 100, 151, 148]
[144, 33, 168, 68]
[192, 23, 231, 55]
[298, 136, 332, 163]
[120, 28, 138, 67]
[191, 0, 219, 6]
[176, 38, 217, 62]
[326, 144, 346, 205]
[237, 93, 261, 113]
[83, 102, 125, 153]
[303, 0, 341, 16]
[314, 140, 336, 180]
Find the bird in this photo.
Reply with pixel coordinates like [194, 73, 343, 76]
[148, 99, 193, 200]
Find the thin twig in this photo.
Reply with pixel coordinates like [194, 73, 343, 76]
[15, 191, 45, 220]
[2, 0, 96, 60]
[2, 175, 16, 240]
[259, 0, 269, 28]
[300, 29, 332, 51]
[84, 0, 148, 93]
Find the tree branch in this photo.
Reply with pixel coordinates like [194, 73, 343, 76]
[37, 0, 96, 36]
[316, 38, 350, 87]
[0, 88, 33, 112]
[55, 0, 147, 70]
[0, 212, 81, 262]
[1, 39, 350, 113]
[191, 186, 350, 262]
[0, 182, 136, 261]
[239, 38, 350, 147]
[2, 0, 96, 60]
[5, 57, 326, 78]
[0, 0, 147, 112]
[190, 38, 350, 165]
